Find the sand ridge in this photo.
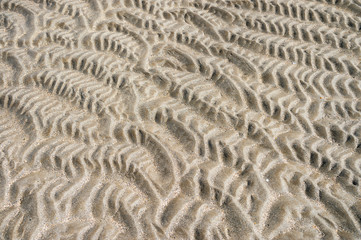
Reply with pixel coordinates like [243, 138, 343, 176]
[0, 0, 360, 239]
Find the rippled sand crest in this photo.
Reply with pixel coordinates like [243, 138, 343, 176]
[0, 0, 360, 239]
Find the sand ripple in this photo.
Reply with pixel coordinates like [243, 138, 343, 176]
[0, 0, 360, 239]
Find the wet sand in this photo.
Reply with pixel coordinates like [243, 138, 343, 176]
[0, 0, 360, 239]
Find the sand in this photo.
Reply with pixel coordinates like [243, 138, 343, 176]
[0, 0, 360, 239]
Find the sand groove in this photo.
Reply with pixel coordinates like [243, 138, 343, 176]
[0, 0, 360, 239]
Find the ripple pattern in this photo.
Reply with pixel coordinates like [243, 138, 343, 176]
[0, 0, 360, 239]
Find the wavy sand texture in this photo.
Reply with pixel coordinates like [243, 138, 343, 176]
[0, 0, 360, 239]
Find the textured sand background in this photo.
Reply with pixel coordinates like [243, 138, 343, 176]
[0, 0, 360, 239]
